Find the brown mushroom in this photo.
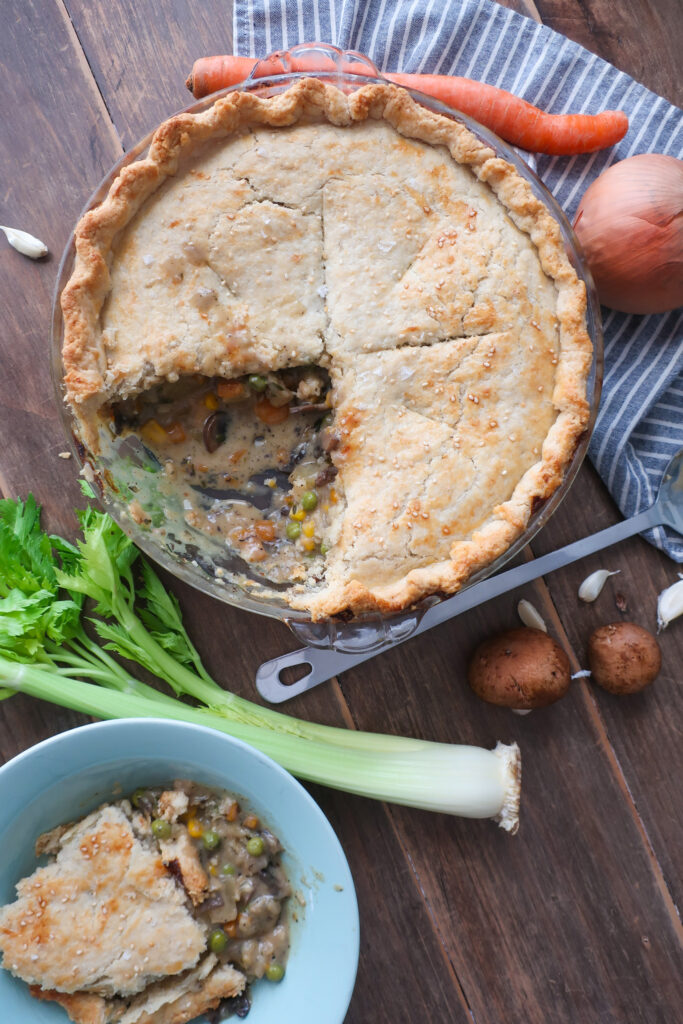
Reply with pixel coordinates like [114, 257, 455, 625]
[202, 411, 229, 453]
[467, 627, 571, 709]
[587, 622, 661, 694]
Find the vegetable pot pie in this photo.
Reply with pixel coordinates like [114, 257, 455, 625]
[0, 782, 289, 1023]
[61, 78, 592, 620]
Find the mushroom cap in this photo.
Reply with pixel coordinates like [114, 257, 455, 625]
[587, 622, 661, 694]
[467, 627, 571, 709]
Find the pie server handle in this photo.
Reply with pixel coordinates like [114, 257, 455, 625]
[255, 505, 662, 703]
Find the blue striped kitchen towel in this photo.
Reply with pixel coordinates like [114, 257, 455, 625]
[234, 0, 683, 560]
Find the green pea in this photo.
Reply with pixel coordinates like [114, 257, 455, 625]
[265, 963, 285, 982]
[248, 374, 268, 392]
[286, 521, 302, 540]
[202, 829, 221, 850]
[320, 542, 330, 556]
[151, 818, 172, 840]
[208, 928, 228, 954]
[219, 863, 236, 876]
[147, 507, 165, 528]
[301, 490, 318, 512]
[131, 788, 146, 809]
[246, 836, 265, 857]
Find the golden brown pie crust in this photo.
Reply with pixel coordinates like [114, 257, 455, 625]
[61, 78, 592, 619]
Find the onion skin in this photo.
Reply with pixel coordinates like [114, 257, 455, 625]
[573, 154, 683, 314]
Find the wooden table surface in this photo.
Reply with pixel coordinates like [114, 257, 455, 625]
[1, 2, 681, 1022]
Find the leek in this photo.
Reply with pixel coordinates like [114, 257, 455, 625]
[0, 496, 521, 831]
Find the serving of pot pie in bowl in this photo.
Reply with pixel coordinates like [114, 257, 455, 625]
[54, 65, 600, 628]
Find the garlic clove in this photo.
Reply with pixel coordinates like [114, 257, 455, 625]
[1, 225, 48, 259]
[578, 569, 620, 603]
[517, 599, 547, 632]
[656, 574, 683, 632]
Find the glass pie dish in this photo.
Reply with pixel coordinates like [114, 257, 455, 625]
[51, 43, 603, 653]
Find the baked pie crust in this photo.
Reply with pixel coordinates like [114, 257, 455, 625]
[61, 78, 592, 619]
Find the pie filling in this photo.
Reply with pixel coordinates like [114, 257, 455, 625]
[109, 368, 344, 587]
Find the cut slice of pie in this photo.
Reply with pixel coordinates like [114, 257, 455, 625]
[294, 327, 572, 616]
[61, 77, 592, 619]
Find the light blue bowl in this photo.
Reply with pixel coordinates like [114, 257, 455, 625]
[0, 719, 359, 1023]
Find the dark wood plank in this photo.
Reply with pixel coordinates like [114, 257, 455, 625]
[534, 0, 683, 106]
[312, 786, 475, 1024]
[0, 0, 120, 531]
[0, 0, 127, 749]
[529, 461, 683, 910]
[63, 0, 234, 148]
[334, 599, 683, 1023]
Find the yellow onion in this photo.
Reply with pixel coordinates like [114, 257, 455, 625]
[573, 154, 683, 314]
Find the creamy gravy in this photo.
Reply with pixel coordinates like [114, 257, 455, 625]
[110, 369, 342, 587]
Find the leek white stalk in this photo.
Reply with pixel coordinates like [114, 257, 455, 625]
[0, 657, 521, 832]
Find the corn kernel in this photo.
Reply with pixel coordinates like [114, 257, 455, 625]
[187, 817, 203, 838]
[330, 488, 338, 504]
[209, 864, 218, 876]
[302, 538, 316, 551]
[302, 520, 315, 537]
[243, 814, 260, 830]
[140, 419, 169, 446]
[290, 508, 306, 521]
[204, 393, 219, 410]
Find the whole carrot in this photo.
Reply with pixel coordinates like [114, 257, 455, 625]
[186, 54, 628, 156]
[386, 73, 628, 156]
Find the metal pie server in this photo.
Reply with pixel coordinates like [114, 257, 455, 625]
[256, 449, 683, 703]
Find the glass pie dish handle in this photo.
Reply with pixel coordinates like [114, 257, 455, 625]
[255, 503, 665, 703]
[246, 42, 383, 82]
